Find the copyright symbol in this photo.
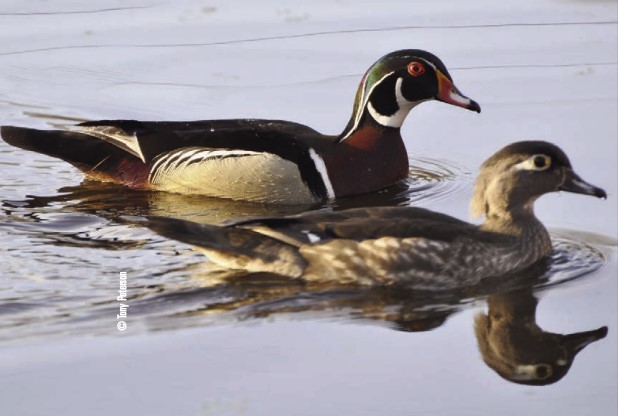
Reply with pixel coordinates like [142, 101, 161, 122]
[117, 321, 127, 331]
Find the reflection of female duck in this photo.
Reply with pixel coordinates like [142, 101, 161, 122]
[148, 141, 606, 289]
[475, 289, 607, 385]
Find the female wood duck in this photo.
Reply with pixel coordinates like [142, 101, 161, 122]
[0, 49, 480, 204]
[146, 141, 607, 289]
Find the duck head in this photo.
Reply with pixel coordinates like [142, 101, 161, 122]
[340, 49, 480, 140]
[471, 141, 607, 219]
[475, 289, 608, 385]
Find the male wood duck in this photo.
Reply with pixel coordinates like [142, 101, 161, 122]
[0, 49, 480, 204]
[146, 141, 606, 289]
[475, 289, 608, 385]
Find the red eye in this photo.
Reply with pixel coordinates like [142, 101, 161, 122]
[407, 61, 425, 76]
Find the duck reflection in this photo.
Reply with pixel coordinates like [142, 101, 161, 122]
[132, 270, 455, 333]
[127, 257, 607, 386]
[2, 178, 419, 226]
[1, 152, 461, 228]
[475, 288, 607, 385]
[2, 181, 317, 224]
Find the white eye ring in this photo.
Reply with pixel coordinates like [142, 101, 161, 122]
[514, 154, 552, 171]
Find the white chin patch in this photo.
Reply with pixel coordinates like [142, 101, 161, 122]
[367, 77, 420, 128]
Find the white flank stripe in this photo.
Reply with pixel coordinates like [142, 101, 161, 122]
[151, 150, 175, 171]
[150, 153, 173, 182]
[154, 150, 185, 181]
[308, 148, 335, 200]
[196, 149, 260, 159]
[150, 148, 261, 183]
[165, 148, 204, 170]
[177, 148, 205, 161]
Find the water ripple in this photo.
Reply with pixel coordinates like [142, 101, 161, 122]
[332, 156, 470, 210]
[406, 156, 472, 203]
[0, 209, 610, 341]
[537, 230, 612, 289]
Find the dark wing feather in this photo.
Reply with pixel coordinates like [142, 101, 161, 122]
[77, 119, 334, 163]
[234, 206, 505, 245]
[321, 217, 477, 241]
[232, 206, 467, 227]
[146, 216, 307, 277]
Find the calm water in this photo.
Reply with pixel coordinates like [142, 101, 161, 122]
[0, 1, 617, 415]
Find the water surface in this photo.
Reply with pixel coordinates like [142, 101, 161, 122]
[0, 1, 616, 415]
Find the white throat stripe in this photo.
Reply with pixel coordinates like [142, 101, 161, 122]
[367, 77, 419, 128]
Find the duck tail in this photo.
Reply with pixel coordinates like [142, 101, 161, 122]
[147, 216, 306, 278]
[1, 126, 149, 186]
[1, 126, 119, 168]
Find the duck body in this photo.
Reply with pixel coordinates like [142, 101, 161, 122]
[149, 206, 552, 289]
[1, 49, 480, 204]
[297, 210, 552, 288]
[147, 141, 606, 290]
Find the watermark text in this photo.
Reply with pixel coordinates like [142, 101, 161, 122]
[116, 272, 129, 331]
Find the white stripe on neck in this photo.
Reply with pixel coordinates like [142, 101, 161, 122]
[340, 71, 395, 141]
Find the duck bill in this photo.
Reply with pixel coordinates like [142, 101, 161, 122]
[562, 326, 608, 355]
[435, 70, 481, 113]
[559, 169, 607, 199]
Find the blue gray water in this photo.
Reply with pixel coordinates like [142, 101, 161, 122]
[0, 1, 616, 415]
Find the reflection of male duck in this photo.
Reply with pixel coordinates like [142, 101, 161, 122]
[475, 289, 607, 385]
[147, 141, 606, 290]
[2, 175, 418, 226]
